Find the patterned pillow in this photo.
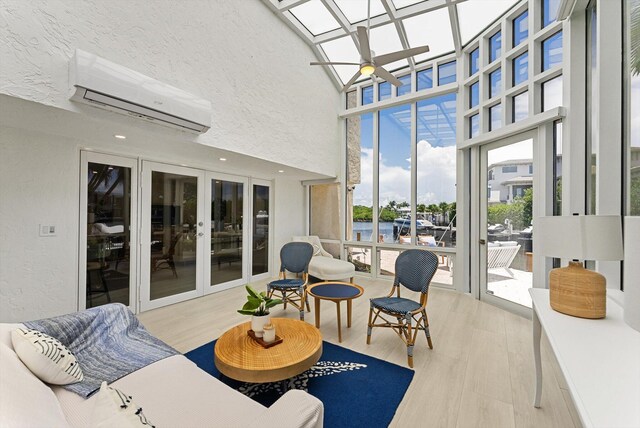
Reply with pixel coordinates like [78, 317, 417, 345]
[92, 382, 155, 428]
[11, 328, 83, 385]
[312, 244, 322, 256]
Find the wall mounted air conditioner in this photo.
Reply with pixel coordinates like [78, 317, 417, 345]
[69, 49, 211, 133]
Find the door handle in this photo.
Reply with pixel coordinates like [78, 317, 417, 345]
[479, 239, 486, 245]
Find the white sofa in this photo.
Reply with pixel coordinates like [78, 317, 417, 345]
[292, 236, 355, 282]
[0, 322, 323, 428]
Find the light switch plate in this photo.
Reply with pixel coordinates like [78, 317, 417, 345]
[39, 224, 56, 237]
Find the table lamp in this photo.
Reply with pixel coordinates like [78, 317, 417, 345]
[536, 215, 623, 319]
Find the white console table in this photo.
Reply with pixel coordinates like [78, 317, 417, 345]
[530, 288, 640, 428]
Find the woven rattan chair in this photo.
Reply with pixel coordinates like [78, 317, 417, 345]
[267, 242, 314, 321]
[366, 249, 439, 367]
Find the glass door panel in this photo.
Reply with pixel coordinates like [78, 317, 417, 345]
[141, 162, 204, 311]
[252, 184, 270, 277]
[481, 137, 534, 310]
[81, 153, 137, 310]
[209, 177, 245, 289]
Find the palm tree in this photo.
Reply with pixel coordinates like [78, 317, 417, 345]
[438, 201, 450, 223]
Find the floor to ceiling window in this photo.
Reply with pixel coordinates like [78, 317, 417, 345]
[339, 0, 566, 294]
[416, 93, 457, 248]
[378, 104, 411, 244]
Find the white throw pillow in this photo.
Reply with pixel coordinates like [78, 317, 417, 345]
[91, 381, 155, 428]
[312, 244, 322, 256]
[11, 328, 84, 385]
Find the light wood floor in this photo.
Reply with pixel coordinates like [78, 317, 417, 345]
[138, 277, 582, 428]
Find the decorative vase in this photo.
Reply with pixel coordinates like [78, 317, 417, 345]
[251, 314, 270, 338]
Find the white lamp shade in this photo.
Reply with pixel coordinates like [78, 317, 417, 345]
[536, 215, 623, 261]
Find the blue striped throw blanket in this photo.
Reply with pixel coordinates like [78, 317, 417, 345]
[25, 303, 178, 397]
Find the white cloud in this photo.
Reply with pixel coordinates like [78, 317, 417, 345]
[352, 140, 457, 206]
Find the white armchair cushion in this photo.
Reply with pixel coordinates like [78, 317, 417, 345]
[308, 256, 355, 281]
[292, 236, 333, 258]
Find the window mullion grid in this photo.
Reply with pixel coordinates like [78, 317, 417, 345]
[372, 110, 380, 278]
[501, 19, 508, 127]
[527, 9, 536, 117]
[411, 102, 418, 245]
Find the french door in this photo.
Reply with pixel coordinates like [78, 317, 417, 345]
[205, 172, 249, 293]
[79, 152, 138, 311]
[250, 180, 272, 281]
[140, 162, 206, 311]
[477, 130, 540, 315]
[82, 156, 266, 313]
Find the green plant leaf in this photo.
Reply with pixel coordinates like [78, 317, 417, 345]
[260, 291, 267, 298]
[265, 299, 283, 309]
[237, 309, 256, 315]
[242, 300, 260, 311]
[245, 285, 261, 300]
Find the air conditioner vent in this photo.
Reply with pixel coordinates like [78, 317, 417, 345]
[70, 49, 211, 133]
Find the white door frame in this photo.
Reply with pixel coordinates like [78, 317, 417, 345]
[250, 179, 274, 282]
[476, 128, 545, 317]
[79, 151, 139, 312]
[140, 161, 206, 311]
[204, 171, 250, 294]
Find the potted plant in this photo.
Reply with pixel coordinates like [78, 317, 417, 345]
[238, 285, 282, 337]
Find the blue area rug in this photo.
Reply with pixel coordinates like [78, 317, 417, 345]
[185, 340, 414, 428]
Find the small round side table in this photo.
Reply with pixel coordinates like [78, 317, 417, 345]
[307, 281, 364, 342]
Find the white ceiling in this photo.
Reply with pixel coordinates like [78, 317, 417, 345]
[262, 0, 519, 87]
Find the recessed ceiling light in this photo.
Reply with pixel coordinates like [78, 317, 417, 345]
[114, 134, 126, 139]
[219, 157, 227, 161]
[278, 170, 284, 173]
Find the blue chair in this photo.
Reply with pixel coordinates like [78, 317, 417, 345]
[366, 249, 439, 368]
[267, 242, 314, 321]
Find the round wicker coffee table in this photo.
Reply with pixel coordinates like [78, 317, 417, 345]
[214, 318, 322, 383]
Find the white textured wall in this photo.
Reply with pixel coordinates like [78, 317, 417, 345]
[0, 126, 79, 321]
[0, 0, 341, 321]
[0, 0, 340, 177]
[0, 108, 310, 322]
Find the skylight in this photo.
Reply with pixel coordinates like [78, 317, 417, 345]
[289, 0, 341, 35]
[334, 0, 386, 24]
[369, 24, 408, 71]
[457, 0, 518, 43]
[403, 7, 454, 63]
[265, 0, 520, 87]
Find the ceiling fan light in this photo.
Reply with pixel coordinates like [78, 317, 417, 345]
[360, 64, 375, 76]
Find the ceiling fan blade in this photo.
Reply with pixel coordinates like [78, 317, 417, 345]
[374, 66, 403, 87]
[357, 26, 372, 62]
[310, 61, 360, 66]
[373, 45, 430, 66]
[342, 70, 363, 92]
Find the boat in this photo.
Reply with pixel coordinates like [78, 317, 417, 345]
[393, 209, 434, 238]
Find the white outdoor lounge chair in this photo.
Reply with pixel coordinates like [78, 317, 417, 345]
[487, 241, 521, 278]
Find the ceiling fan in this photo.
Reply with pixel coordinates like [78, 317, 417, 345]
[310, 0, 430, 92]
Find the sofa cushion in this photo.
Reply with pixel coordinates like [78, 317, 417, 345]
[91, 381, 155, 428]
[54, 355, 266, 428]
[0, 342, 71, 428]
[11, 328, 84, 385]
